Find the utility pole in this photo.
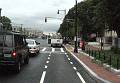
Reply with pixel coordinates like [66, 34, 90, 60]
[74, 0, 78, 53]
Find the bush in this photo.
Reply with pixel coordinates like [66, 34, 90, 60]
[111, 46, 120, 54]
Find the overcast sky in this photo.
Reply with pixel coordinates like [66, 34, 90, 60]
[0, 0, 83, 34]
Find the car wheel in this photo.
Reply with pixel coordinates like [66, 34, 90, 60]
[24, 55, 29, 64]
[15, 61, 21, 73]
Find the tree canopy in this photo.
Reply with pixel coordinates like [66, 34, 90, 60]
[58, 0, 120, 40]
[0, 16, 12, 31]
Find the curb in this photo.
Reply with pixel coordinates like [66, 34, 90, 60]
[64, 45, 111, 83]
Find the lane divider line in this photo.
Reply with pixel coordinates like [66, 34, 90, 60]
[66, 55, 68, 57]
[42, 48, 46, 52]
[68, 58, 70, 61]
[48, 57, 50, 60]
[52, 48, 55, 52]
[77, 72, 86, 83]
[49, 55, 51, 57]
[46, 61, 49, 64]
[73, 67, 77, 71]
[60, 48, 64, 52]
[70, 62, 73, 65]
[40, 71, 46, 83]
[45, 65, 48, 69]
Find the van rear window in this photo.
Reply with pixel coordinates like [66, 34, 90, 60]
[0, 35, 13, 47]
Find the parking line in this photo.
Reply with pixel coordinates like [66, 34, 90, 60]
[42, 48, 46, 52]
[40, 71, 46, 83]
[60, 48, 64, 52]
[76, 72, 86, 83]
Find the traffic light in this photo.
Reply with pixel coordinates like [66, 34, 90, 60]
[45, 18, 47, 22]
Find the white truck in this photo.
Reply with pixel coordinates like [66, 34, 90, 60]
[50, 33, 63, 47]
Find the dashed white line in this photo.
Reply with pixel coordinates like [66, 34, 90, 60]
[77, 72, 86, 83]
[73, 67, 77, 70]
[40, 71, 46, 83]
[45, 65, 48, 69]
[52, 48, 55, 52]
[66, 55, 68, 57]
[42, 48, 46, 52]
[46, 61, 49, 64]
[48, 57, 50, 60]
[60, 48, 64, 52]
[49, 55, 51, 57]
[65, 53, 67, 55]
[68, 58, 70, 61]
[70, 62, 73, 65]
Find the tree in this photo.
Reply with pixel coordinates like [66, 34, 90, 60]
[0, 16, 12, 31]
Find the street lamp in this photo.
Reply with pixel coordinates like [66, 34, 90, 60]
[74, 0, 78, 53]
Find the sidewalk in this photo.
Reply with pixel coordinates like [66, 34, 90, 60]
[64, 44, 120, 83]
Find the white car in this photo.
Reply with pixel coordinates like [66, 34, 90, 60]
[26, 39, 40, 55]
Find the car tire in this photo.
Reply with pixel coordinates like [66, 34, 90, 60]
[24, 55, 29, 64]
[15, 61, 21, 73]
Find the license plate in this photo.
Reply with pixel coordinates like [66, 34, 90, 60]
[4, 54, 11, 57]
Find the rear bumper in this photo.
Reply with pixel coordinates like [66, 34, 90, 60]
[0, 61, 16, 66]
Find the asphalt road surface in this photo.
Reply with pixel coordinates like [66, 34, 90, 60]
[0, 38, 103, 83]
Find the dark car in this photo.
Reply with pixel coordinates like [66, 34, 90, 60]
[0, 31, 29, 72]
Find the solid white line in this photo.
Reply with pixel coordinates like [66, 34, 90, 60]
[46, 61, 49, 64]
[45, 65, 48, 69]
[60, 48, 64, 52]
[77, 72, 86, 83]
[40, 71, 46, 83]
[73, 67, 77, 70]
[70, 62, 73, 65]
[52, 48, 55, 52]
[42, 48, 46, 52]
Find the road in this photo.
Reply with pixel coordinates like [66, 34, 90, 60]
[0, 38, 103, 83]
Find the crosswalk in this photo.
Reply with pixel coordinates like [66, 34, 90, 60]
[40, 47, 65, 53]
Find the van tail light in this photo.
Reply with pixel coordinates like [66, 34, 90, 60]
[11, 51, 17, 58]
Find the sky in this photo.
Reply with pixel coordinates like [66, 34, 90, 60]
[0, 0, 83, 34]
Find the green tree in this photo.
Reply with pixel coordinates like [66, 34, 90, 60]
[0, 16, 12, 31]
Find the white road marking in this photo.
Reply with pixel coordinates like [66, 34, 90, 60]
[77, 72, 86, 83]
[68, 58, 70, 61]
[42, 48, 46, 52]
[60, 48, 64, 52]
[65, 53, 67, 55]
[45, 65, 48, 69]
[48, 57, 50, 60]
[50, 52, 52, 54]
[70, 62, 73, 65]
[73, 67, 77, 70]
[40, 71, 46, 83]
[52, 48, 55, 52]
[46, 61, 49, 64]
[49, 55, 51, 57]
[66, 55, 68, 57]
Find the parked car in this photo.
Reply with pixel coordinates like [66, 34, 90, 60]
[26, 39, 40, 56]
[0, 31, 29, 73]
